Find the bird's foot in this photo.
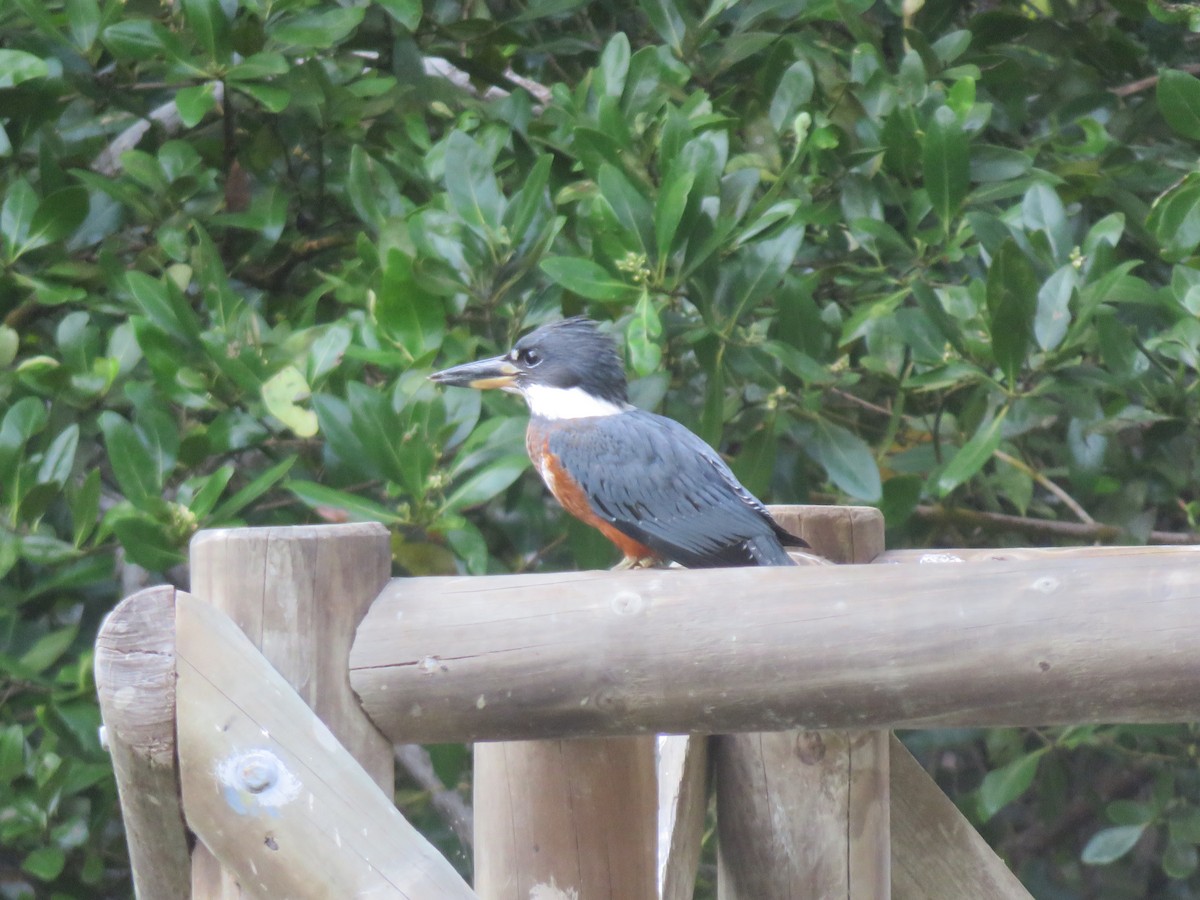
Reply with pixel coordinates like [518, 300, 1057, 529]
[612, 555, 666, 571]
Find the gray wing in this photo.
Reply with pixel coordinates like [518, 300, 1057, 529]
[547, 410, 800, 567]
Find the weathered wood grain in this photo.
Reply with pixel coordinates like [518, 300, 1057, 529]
[349, 546, 1200, 741]
[188, 524, 395, 898]
[890, 735, 1032, 899]
[715, 505, 889, 900]
[175, 590, 476, 899]
[473, 736, 658, 899]
[94, 585, 192, 900]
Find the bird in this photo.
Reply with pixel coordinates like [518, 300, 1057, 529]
[429, 317, 809, 569]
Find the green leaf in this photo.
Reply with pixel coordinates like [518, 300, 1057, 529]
[769, 60, 815, 133]
[1158, 69, 1200, 140]
[101, 19, 176, 61]
[0, 50, 49, 88]
[923, 105, 969, 228]
[978, 749, 1045, 822]
[0, 723, 25, 784]
[1, 179, 37, 255]
[1081, 824, 1147, 865]
[0, 324, 16, 367]
[262, 366, 319, 438]
[99, 411, 158, 508]
[443, 455, 529, 513]
[187, 466, 234, 520]
[269, 7, 365, 50]
[1148, 173, 1200, 262]
[638, 0, 687, 53]
[654, 167, 694, 262]
[807, 419, 882, 501]
[112, 516, 185, 571]
[175, 83, 218, 128]
[36, 424, 78, 486]
[233, 81, 291, 112]
[540, 256, 634, 301]
[22, 847, 65, 882]
[377, 0, 422, 29]
[628, 291, 662, 376]
[1021, 182, 1067, 261]
[19, 625, 78, 675]
[598, 163, 654, 252]
[986, 240, 1038, 386]
[1034, 264, 1077, 352]
[377, 249, 445, 361]
[347, 145, 383, 229]
[69, 468, 101, 547]
[125, 271, 201, 343]
[1164, 840, 1199, 880]
[25, 186, 90, 251]
[503, 153, 552, 242]
[596, 31, 630, 98]
[181, 0, 229, 61]
[936, 405, 1007, 496]
[287, 480, 403, 524]
[67, 0, 101, 50]
[443, 130, 506, 235]
[209, 456, 296, 522]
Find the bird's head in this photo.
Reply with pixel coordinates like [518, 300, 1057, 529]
[429, 317, 630, 419]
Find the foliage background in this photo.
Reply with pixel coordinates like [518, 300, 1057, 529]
[4, 0, 1200, 895]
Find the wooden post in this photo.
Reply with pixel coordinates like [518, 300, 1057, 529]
[657, 735, 709, 900]
[473, 736, 657, 898]
[187, 524, 394, 898]
[715, 505, 889, 900]
[94, 585, 192, 900]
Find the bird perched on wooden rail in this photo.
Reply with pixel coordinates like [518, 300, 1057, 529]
[429, 317, 809, 569]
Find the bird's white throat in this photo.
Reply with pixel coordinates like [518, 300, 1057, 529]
[522, 384, 628, 420]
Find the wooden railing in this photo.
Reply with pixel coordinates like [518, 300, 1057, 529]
[94, 509, 1200, 899]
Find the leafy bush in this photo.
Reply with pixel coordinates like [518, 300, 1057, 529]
[4, 0, 1200, 895]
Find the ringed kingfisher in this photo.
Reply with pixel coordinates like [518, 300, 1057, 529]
[429, 317, 808, 569]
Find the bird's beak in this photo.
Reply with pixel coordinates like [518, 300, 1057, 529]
[428, 355, 520, 391]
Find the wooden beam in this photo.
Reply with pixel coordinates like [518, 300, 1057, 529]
[188, 524, 395, 897]
[715, 505, 889, 900]
[890, 735, 1032, 899]
[349, 546, 1200, 740]
[94, 585, 192, 900]
[175, 590, 476, 898]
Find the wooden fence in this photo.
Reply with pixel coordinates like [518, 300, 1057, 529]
[93, 507, 1200, 899]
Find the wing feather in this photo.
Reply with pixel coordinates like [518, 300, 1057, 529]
[546, 410, 798, 567]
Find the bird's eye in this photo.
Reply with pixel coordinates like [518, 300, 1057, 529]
[518, 348, 541, 367]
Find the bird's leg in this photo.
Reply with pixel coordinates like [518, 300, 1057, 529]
[612, 555, 666, 570]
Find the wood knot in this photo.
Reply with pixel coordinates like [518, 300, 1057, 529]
[795, 731, 826, 765]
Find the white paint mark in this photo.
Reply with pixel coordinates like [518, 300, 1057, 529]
[1032, 576, 1060, 594]
[476, 694, 487, 709]
[529, 878, 580, 900]
[250, 860, 258, 876]
[580, 697, 589, 706]
[335, 828, 342, 848]
[216, 749, 300, 809]
[919, 553, 965, 564]
[523, 383, 629, 420]
[419, 656, 440, 674]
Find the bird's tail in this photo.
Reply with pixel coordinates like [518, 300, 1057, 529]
[745, 536, 799, 566]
